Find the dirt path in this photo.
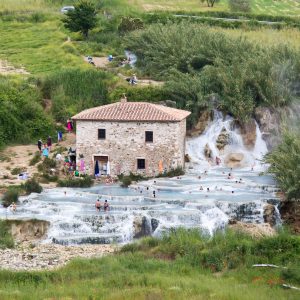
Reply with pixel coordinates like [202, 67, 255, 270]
[0, 59, 29, 75]
[0, 133, 75, 188]
[83, 56, 164, 87]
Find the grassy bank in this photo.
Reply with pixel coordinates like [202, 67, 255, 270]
[0, 229, 299, 299]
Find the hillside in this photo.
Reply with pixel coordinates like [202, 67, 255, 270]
[0, 1, 300, 299]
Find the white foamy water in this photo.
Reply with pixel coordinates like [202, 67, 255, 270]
[0, 112, 279, 244]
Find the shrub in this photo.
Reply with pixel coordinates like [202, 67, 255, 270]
[22, 178, 43, 194]
[29, 152, 41, 166]
[118, 172, 148, 187]
[264, 132, 300, 200]
[57, 175, 93, 187]
[1, 189, 19, 208]
[118, 16, 144, 33]
[37, 157, 57, 173]
[157, 167, 185, 178]
[229, 0, 252, 13]
[40, 69, 110, 122]
[0, 220, 14, 249]
[11, 167, 23, 175]
[0, 77, 55, 147]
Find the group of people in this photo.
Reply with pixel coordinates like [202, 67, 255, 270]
[134, 180, 158, 198]
[38, 136, 53, 158]
[126, 74, 138, 85]
[95, 198, 110, 212]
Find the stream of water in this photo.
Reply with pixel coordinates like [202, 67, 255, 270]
[0, 112, 280, 245]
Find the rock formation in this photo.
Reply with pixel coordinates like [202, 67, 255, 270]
[204, 143, 212, 159]
[188, 110, 211, 136]
[263, 204, 276, 227]
[228, 221, 276, 238]
[216, 127, 229, 151]
[224, 153, 244, 168]
[238, 119, 257, 149]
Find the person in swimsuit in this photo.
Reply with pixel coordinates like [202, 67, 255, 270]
[95, 199, 101, 212]
[104, 200, 109, 212]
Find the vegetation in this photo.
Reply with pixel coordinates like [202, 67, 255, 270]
[264, 132, 300, 200]
[1, 189, 19, 208]
[22, 178, 43, 194]
[0, 76, 55, 147]
[118, 172, 148, 187]
[0, 220, 14, 249]
[57, 175, 93, 187]
[29, 152, 42, 166]
[40, 68, 111, 122]
[0, 229, 299, 298]
[63, 1, 97, 38]
[229, 0, 252, 12]
[126, 23, 300, 126]
[158, 167, 185, 178]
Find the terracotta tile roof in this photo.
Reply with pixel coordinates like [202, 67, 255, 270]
[72, 102, 191, 122]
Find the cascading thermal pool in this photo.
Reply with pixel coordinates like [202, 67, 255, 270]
[0, 112, 280, 245]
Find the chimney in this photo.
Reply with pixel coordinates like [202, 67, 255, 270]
[120, 93, 127, 103]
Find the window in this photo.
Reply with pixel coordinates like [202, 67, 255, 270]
[98, 129, 106, 140]
[145, 131, 153, 142]
[137, 159, 145, 170]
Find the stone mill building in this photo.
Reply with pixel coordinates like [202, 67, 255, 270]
[72, 97, 191, 177]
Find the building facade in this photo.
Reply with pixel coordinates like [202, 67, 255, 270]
[72, 99, 190, 177]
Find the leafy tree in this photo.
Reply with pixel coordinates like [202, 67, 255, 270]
[229, 0, 252, 12]
[264, 132, 300, 200]
[118, 17, 144, 34]
[200, 0, 220, 8]
[63, 1, 97, 38]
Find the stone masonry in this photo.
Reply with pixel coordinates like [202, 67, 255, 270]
[75, 119, 187, 177]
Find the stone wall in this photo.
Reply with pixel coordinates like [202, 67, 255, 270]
[76, 120, 187, 176]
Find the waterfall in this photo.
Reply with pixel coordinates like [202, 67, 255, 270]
[186, 110, 269, 173]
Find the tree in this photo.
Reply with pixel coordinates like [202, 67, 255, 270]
[63, 1, 97, 38]
[229, 0, 252, 12]
[200, 0, 220, 8]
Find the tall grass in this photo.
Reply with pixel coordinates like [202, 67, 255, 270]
[0, 220, 14, 249]
[0, 229, 299, 299]
[40, 68, 112, 121]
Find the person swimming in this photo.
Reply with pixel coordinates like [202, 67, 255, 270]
[199, 186, 203, 191]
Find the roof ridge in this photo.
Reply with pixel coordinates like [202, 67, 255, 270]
[72, 101, 191, 122]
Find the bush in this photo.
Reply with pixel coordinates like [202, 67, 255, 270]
[11, 167, 23, 175]
[1, 189, 19, 208]
[22, 178, 43, 194]
[264, 132, 300, 200]
[126, 23, 300, 123]
[29, 152, 41, 166]
[0, 220, 14, 249]
[109, 86, 168, 103]
[37, 157, 57, 173]
[118, 16, 144, 33]
[229, 0, 252, 13]
[0, 77, 55, 147]
[57, 175, 93, 188]
[40, 69, 110, 123]
[157, 167, 185, 178]
[118, 172, 148, 187]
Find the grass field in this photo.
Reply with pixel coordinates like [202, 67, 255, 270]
[0, 256, 297, 300]
[0, 20, 88, 75]
[129, 0, 300, 16]
[1, 0, 300, 16]
[0, 229, 299, 300]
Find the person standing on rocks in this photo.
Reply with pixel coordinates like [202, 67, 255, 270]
[37, 139, 43, 153]
[47, 136, 52, 152]
[104, 200, 109, 212]
[95, 199, 101, 212]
